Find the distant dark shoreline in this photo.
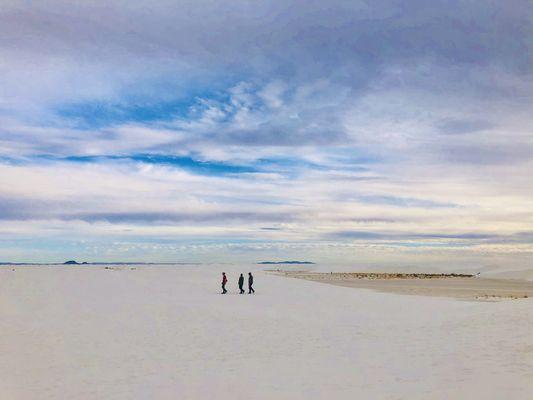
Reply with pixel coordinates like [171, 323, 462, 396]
[1, 261, 315, 266]
[258, 261, 315, 265]
[0, 262, 201, 266]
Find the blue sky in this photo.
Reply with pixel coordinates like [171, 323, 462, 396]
[0, 1, 532, 265]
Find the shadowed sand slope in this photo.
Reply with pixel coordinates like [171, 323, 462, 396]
[274, 271, 533, 300]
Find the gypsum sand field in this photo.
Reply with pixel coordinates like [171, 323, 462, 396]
[270, 271, 533, 300]
[1, 265, 532, 400]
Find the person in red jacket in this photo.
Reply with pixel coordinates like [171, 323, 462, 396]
[221, 272, 228, 294]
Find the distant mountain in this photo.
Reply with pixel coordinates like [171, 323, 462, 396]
[258, 261, 315, 265]
[63, 260, 80, 265]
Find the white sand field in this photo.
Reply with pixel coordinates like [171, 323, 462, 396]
[1, 265, 532, 399]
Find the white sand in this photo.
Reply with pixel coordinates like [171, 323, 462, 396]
[1, 265, 532, 400]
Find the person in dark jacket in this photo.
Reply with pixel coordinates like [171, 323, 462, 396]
[221, 272, 228, 294]
[238, 273, 245, 294]
[248, 272, 255, 294]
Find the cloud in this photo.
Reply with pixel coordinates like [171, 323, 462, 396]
[70, 211, 293, 224]
[1, 1, 530, 115]
[0, 1, 532, 262]
[331, 230, 496, 241]
[356, 195, 456, 208]
[436, 119, 496, 135]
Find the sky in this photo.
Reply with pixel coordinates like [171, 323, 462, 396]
[1, 0, 532, 267]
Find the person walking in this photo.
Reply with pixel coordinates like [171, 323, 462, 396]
[221, 272, 228, 294]
[238, 273, 245, 294]
[248, 272, 255, 294]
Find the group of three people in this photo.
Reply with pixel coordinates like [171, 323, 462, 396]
[221, 272, 255, 294]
